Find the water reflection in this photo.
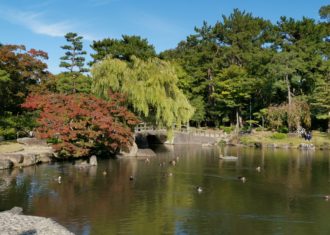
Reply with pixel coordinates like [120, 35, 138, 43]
[0, 146, 329, 234]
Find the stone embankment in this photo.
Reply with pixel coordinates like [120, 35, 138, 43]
[0, 207, 74, 235]
[242, 142, 318, 150]
[0, 138, 54, 170]
[0, 137, 158, 170]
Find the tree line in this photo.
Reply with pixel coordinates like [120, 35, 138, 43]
[0, 5, 329, 157]
[161, 6, 330, 133]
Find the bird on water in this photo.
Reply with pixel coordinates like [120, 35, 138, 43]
[196, 186, 203, 193]
[238, 176, 246, 183]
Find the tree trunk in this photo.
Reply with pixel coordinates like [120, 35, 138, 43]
[285, 74, 292, 131]
[285, 74, 291, 105]
[72, 73, 77, 93]
[236, 109, 240, 132]
[207, 68, 214, 104]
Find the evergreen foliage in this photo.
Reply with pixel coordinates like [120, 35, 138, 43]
[59, 32, 89, 93]
[162, 7, 329, 131]
[60, 32, 88, 73]
[90, 35, 156, 64]
[319, 5, 330, 22]
[54, 73, 92, 94]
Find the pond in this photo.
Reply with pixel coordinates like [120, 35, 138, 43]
[0, 145, 330, 235]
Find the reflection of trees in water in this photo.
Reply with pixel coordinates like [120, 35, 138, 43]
[0, 148, 330, 234]
[0, 167, 40, 211]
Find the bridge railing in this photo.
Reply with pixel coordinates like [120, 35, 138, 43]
[134, 123, 225, 138]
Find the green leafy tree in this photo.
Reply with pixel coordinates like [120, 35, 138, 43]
[91, 56, 194, 135]
[213, 9, 272, 67]
[161, 9, 328, 131]
[60, 32, 89, 93]
[0, 45, 49, 114]
[0, 69, 10, 110]
[161, 29, 223, 126]
[319, 5, 330, 22]
[212, 65, 255, 129]
[162, 9, 272, 127]
[54, 73, 92, 94]
[268, 51, 303, 106]
[268, 17, 327, 131]
[189, 96, 206, 127]
[211, 10, 272, 127]
[310, 60, 330, 131]
[90, 35, 156, 64]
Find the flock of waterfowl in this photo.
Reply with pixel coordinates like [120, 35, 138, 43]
[53, 153, 329, 201]
[137, 153, 330, 200]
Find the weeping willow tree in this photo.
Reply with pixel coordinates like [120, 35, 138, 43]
[91, 56, 194, 138]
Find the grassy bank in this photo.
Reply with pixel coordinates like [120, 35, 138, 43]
[0, 141, 24, 153]
[239, 130, 330, 149]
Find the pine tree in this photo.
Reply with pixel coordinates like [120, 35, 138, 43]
[59, 32, 89, 93]
[90, 35, 156, 65]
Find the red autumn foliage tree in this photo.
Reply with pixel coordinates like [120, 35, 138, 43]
[22, 92, 139, 158]
[0, 44, 50, 113]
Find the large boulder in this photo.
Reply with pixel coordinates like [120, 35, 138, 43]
[118, 142, 138, 157]
[0, 154, 24, 165]
[7, 207, 23, 215]
[74, 156, 98, 168]
[0, 208, 75, 235]
[0, 159, 14, 170]
[21, 154, 37, 166]
[17, 137, 48, 146]
[36, 153, 53, 163]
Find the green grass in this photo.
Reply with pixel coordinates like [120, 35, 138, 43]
[240, 130, 330, 148]
[0, 141, 24, 153]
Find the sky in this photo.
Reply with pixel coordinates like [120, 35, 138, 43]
[0, 0, 328, 74]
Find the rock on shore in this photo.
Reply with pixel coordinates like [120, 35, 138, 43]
[0, 207, 74, 235]
[299, 143, 315, 150]
[0, 138, 54, 170]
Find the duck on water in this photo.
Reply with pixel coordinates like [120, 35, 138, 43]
[219, 155, 238, 160]
[218, 147, 238, 160]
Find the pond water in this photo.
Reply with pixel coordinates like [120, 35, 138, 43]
[0, 145, 330, 235]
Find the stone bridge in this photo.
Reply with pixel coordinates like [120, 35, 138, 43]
[134, 124, 230, 147]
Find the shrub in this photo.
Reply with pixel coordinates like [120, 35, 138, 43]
[278, 126, 289, 133]
[0, 112, 38, 140]
[220, 125, 234, 134]
[0, 128, 16, 140]
[270, 132, 287, 139]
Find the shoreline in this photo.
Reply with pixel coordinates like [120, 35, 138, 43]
[0, 131, 329, 171]
[0, 207, 74, 235]
[233, 142, 328, 150]
[236, 130, 330, 150]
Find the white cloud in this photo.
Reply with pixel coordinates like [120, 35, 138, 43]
[0, 6, 96, 40]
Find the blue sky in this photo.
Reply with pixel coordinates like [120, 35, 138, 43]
[0, 0, 327, 74]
